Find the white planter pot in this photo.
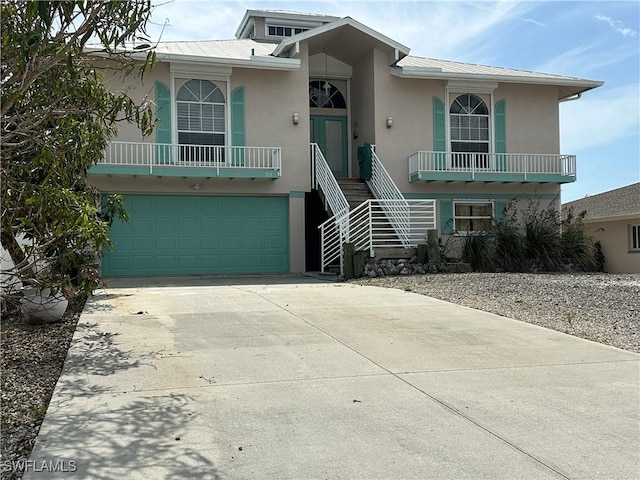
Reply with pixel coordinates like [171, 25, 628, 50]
[20, 288, 69, 323]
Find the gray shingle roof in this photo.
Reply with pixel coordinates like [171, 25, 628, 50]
[563, 183, 640, 220]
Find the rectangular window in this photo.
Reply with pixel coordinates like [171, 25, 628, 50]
[454, 201, 493, 233]
[630, 225, 640, 251]
[268, 25, 307, 37]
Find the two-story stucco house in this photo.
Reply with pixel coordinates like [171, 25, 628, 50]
[90, 9, 603, 277]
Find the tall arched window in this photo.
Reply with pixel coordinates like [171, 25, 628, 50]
[309, 81, 346, 109]
[450, 93, 489, 168]
[177, 79, 226, 149]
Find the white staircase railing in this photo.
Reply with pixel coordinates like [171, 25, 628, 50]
[366, 147, 410, 246]
[320, 199, 437, 272]
[310, 143, 350, 218]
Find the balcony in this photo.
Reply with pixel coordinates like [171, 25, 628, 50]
[408, 151, 576, 184]
[90, 142, 282, 179]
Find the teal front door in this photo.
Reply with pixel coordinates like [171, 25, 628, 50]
[310, 115, 348, 177]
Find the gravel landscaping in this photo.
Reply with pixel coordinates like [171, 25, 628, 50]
[1, 272, 639, 479]
[1, 297, 84, 480]
[354, 272, 640, 353]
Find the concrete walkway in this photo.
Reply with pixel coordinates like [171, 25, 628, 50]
[26, 276, 639, 479]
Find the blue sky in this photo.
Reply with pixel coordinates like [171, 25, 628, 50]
[147, 0, 639, 202]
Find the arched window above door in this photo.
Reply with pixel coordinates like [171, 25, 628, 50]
[309, 80, 346, 109]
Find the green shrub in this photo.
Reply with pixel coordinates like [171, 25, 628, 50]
[462, 233, 495, 271]
[493, 218, 528, 272]
[523, 201, 563, 271]
[561, 210, 596, 271]
[455, 199, 599, 273]
[594, 240, 605, 272]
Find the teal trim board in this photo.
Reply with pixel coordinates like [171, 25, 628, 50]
[88, 164, 281, 179]
[102, 195, 289, 276]
[289, 191, 306, 198]
[403, 192, 559, 200]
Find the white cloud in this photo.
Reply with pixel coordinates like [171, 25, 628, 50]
[560, 83, 640, 152]
[146, 0, 543, 60]
[535, 42, 637, 77]
[595, 14, 638, 37]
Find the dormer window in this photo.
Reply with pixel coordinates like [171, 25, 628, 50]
[267, 25, 307, 37]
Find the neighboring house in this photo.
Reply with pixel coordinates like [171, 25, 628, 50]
[89, 9, 603, 277]
[563, 183, 640, 274]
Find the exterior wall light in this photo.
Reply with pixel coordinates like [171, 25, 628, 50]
[293, 112, 300, 125]
[386, 116, 393, 128]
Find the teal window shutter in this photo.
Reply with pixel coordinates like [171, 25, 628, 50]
[231, 87, 246, 166]
[494, 99, 506, 171]
[155, 81, 171, 164]
[433, 96, 446, 169]
[494, 200, 507, 223]
[440, 200, 454, 234]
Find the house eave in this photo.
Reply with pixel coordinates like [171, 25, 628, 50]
[390, 66, 604, 98]
[273, 17, 410, 60]
[581, 213, 640, 223]
[150, 52, 301, 70]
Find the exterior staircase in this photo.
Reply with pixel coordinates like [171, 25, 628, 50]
[337, 178, 374, 209]
[311, 143, 436, 274]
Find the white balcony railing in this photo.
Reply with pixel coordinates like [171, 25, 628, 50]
[99, 141, 282, 175]
[408, 151, 576, 181]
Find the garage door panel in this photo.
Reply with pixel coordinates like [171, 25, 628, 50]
[131, 255, 155, 271]
[155, 237, 177, 250]
[131, 237, 153, 251]
[178, 236, 198, 250]
[131, 217, 153, 232]
[265, 254, 288, 268]
[102, 195, 289, 276]
[178, 256, 199, 269]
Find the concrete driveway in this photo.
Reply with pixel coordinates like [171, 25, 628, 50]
[26, 276, 639, 479]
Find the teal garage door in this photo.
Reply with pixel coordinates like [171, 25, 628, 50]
[102, 195, 289, 276]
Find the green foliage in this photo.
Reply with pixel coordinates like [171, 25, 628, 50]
[459, 199, 599, 273]
[462, 233, 495, 272]
[561, 208, 596, 271]
[594, 241, 606, 272]
[523, 201, 563, 271]
[1, 1, 154, 303]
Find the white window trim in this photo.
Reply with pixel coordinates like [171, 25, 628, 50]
[445, 81, 496, 169]
[170, 68, 231, 148]
[630, 224, 640, 252]
[452, 200, 495, 235]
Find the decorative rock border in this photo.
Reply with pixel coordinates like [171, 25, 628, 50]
[363, 258, 470, 278]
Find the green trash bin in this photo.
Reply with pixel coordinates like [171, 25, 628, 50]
[357, 143, 372, 180]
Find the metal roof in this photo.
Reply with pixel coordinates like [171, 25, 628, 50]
[152, 39, 278, 61]
[563, 183, 640, 220]
[139, 38, 300, 70]
[394, 56, 603, 98]
[109, 10, 603, 94]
